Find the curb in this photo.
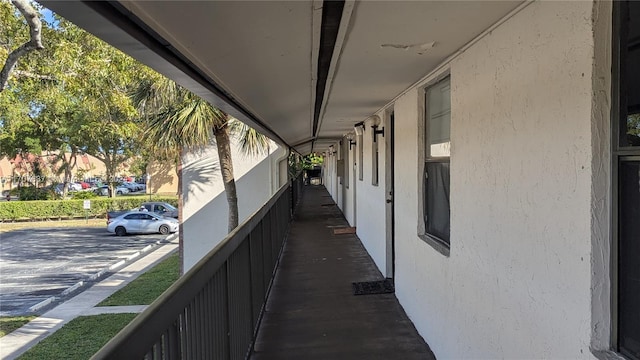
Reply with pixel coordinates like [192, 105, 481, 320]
[28, 232, 179, 313]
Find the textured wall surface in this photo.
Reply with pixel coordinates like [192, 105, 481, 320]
[354, 115, 388, 274]
[391, 1, 600, 358]
[181, 142, 286, 271]
[589, 0, 612, 353]
[343, 138, 356, 226]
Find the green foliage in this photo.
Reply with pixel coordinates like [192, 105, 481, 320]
[288, 153, 302, 177]
[288, 153, 324, 176]
[626, 114, 640, 145]
[12, 186, 57, 200]
[229, 119, 271, 157]
[302, 153, 323, 170]
[132, 73, 227, 161]
[17, 313, 137, 360]
[0, 316, 36, 337]
[70, 190, 96, 199]
[0, 196, 178, 221]
[127, 155, 148, 178]
[99, 252, 180, 306]
[1, 3, 147, 196]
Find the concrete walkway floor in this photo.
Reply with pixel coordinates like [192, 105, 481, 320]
[251, 185, 435, 359]
[0, 236, 178, 360]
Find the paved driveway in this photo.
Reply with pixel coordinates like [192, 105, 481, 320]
[0, 227, 166, 316]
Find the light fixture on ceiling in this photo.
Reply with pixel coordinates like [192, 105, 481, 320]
[371, 115, 384, 143]
[354, 122, 365, 136]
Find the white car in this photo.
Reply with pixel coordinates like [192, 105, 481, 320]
[107, 211, 179, 236]
[95, 185, 130, 196]
[119, 182, 143, 192]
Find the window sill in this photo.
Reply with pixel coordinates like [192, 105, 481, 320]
[418, 233, 450, 257]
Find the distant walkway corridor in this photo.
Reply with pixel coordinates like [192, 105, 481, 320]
[251, 185, 435, 359]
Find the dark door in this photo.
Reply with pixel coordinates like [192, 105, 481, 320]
[385, 111, 395, 278]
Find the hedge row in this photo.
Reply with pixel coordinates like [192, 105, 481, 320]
[0, 196, 178, 221]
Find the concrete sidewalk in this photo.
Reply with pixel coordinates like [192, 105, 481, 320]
[0, 235, 179, 360]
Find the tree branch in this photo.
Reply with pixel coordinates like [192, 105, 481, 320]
[0, 0, 44, 91]
[13, 70, 57, 81]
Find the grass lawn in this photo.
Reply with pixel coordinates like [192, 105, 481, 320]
[0, 218, 105, 233]
[98, 252, 180, 306]
[17, 313, 137, 360]
[0, 316, 37, 337]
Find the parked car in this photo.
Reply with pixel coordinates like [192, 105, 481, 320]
[107, 211, 179, 236]
[142, 202, 178, 218]
[94, 185, 130, 196]
[119, 182, 138, 192]
[52, 183, 79, 195]
[86, 180, 101, 189]
[107, 202, 178, 221]
[119, 181, 145, 192]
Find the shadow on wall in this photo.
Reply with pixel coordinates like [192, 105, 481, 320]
[148, 160, 181, 195]
[183, 155, 219, 202]
[181, 154, 277, 271]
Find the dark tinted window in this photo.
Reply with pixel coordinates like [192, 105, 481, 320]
[616, 3, 640, 358]
[424, 76, 451, 246]
[619, 161, 640, 359]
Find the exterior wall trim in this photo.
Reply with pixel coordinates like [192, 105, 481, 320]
[590, 0, 613, 356]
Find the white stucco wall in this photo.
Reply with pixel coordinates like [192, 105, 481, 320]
[388, 1, 602, 358]
[181, 141, 287, 271]
[589, 0, 612, 353]
[336, 145, 344, 209]
[353, 116, 388, 275]
[343, 138, 356, 226]
[323, 152, 334, 200]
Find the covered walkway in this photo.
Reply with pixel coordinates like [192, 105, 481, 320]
[252, 185, 434, 359]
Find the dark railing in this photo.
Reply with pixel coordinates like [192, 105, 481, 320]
[92, 178, 301, 360]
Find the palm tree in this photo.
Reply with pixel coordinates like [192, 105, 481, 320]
[229, 120, 271, 157]
[132, 74, 270, 232]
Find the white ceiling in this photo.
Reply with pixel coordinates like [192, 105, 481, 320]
[40, 1, 523, 154]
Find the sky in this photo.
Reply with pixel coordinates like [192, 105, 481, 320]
[41, 7, 58, 27]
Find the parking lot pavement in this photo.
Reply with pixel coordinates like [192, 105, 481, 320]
[0, 227, 167, 316]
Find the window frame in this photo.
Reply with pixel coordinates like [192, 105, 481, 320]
[372, 130, 379, 186]
[612, 2, 640, 358]
[124, 213, 142, 220]
[344, 137, 350, 189]
[358, 132, 364, 181]
[418, 75, 451, 256]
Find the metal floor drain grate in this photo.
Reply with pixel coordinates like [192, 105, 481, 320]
[352, 279, 395, 295]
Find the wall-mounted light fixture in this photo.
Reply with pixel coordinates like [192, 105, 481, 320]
[371, 115, 385, 142]
[329, 145, 336, 154]
[346, 134, 356, 150]
[354, 122, 365, 136]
